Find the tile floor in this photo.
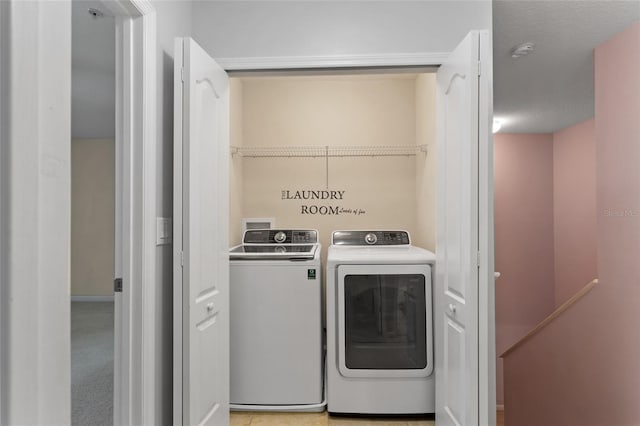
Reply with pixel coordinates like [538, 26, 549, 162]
[231, 410, 505, 426]
[230, 411, 435, 426]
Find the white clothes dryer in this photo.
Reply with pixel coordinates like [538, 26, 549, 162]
[326, 230, 435, 415]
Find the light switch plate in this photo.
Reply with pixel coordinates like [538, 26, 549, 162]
[156, 217, 172, 245]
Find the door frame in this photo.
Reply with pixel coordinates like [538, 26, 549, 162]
[0, 0, 157, 424]
[477, 31, 497, 426]
[101, 0, 157, 424]
[220, 36, 495, 424]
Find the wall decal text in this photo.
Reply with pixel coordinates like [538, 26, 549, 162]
[280, 189, 366, 216]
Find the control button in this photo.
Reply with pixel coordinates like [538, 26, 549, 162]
[364, 233, 377, 245]
[274, 231, 287, 243]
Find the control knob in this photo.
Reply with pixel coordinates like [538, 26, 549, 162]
[274, 231, 287, 243]
[364, 233, 377, 245]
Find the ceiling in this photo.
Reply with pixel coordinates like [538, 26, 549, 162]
[72, 0, 115, 139]
[493, 0, 639, 133]
[70, 1, 639, 137]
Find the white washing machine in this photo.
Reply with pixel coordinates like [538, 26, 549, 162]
[326, 230, 435, 415]
[229, 229, 324, 411]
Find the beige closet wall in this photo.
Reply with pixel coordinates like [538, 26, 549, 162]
[71, 139, 115, 296]
[230, 78, 244, 246]
[233, 74, 436, 255]
[415, 74, 437, 251]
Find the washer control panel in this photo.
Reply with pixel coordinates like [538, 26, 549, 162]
[243, 229, 318, 244]
[332, 230, 410, 246]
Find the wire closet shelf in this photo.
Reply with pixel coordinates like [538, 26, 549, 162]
[230, 144, 428, 158]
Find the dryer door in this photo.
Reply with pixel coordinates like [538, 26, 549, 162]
[336, 264, 433, 378]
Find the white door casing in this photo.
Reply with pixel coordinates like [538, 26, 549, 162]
[435, 30, 494, 426]
[477, 31, 497, 426]
[104, 1, 157, 424]
[173, 37, 230, 426]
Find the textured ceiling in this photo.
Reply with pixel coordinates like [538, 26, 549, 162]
[493, 1, 640, 133]
[72, 0, 115, 139]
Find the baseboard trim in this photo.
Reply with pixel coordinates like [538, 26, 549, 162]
[71, 295, 115, 302]
[496, 404, 505, 411]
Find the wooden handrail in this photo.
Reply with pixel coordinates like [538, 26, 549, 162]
[500, 278, 599, 358]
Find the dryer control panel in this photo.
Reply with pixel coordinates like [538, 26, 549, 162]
[331, 230, 410, 246]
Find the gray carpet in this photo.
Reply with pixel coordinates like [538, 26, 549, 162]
[71, 301, 114, 426]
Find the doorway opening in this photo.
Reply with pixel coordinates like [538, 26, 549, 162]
[227, 69, 437, 423]
[70, 1, 116, 424]
[174, 31, 494, 425]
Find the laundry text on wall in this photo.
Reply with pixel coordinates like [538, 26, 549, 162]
[280, 189, 366, 216]
[281, 190, 346, 200]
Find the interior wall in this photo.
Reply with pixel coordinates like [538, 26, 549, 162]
[152, 0, 193, 423]
[553, 118, 597, 306]
[71, 139, 115, 297]
[495, 119, 599, 405]
[191, 1, 491, 61]
[237, 74, 435, 258]
[503, 24, 640, 425]
[591, 23, 640, 422]
[595, 22, 640, 309]
[494, 133, 556, 404]
[229, 78, 244, 246]
[414, 74, 437, 251]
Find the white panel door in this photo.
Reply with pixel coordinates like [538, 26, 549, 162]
[173, 37, 230, 426]
[436, 30, 492, 426]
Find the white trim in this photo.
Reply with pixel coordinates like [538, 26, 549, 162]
[1, 2, 72, 424]
[140, 9, 158, 426]
[0, 2, 7, 418]
[217, 52, 448, 70]
[108, 1, 156, 425]
[71, 296, 116, 303]
[172, 37, 185, 426]
[113, 16, 132, 425]
[112, 10, 125, 426]
[478, 30, 497, 426]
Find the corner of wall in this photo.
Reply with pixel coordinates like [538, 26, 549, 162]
[414, 73, 437, 251]
[229, 77, 244, 246]
[551, 118, 597, 307]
